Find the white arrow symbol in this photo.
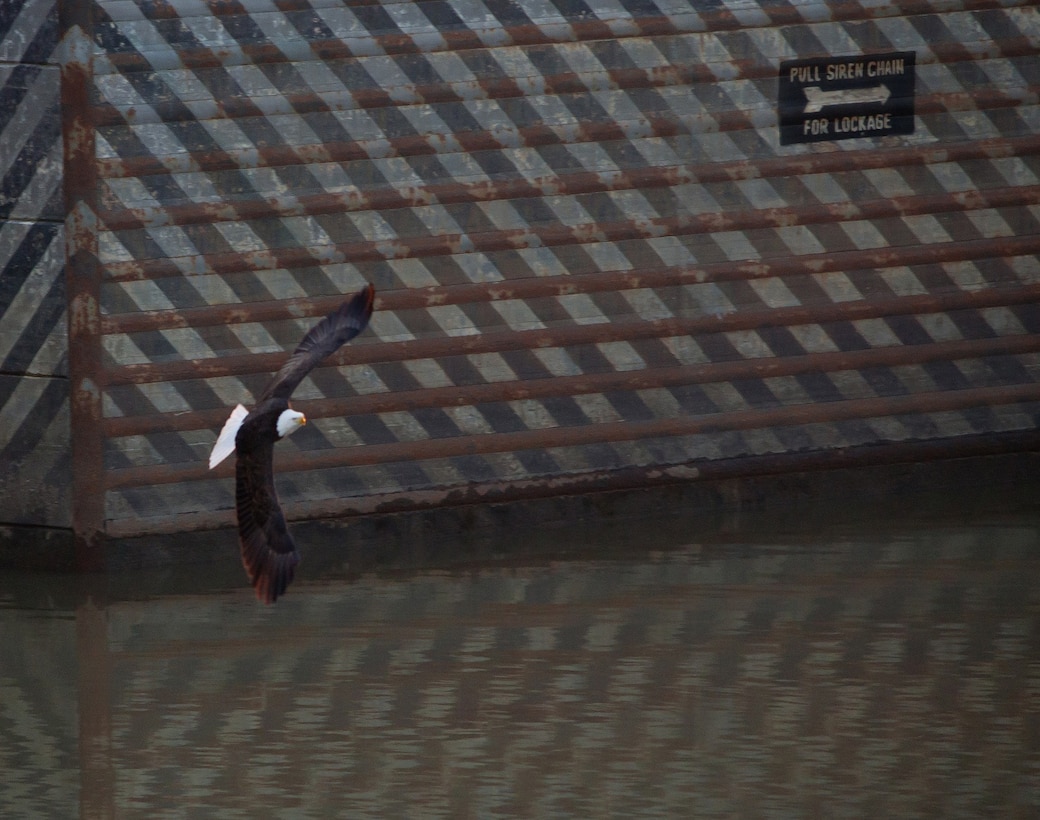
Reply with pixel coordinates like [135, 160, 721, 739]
[803, 85, 891, 114]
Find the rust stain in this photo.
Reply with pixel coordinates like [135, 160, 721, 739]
[103, 277, 1040, 389]
[102, 429, 1040, 539]
[68, 292, 101, 337]
[60, 0, 106, 567]
[103, 333, 1040, 441]
[99, 231, 1040, 336]
[100, 0, 1022, 73]
[104, 381, 1040, 492]
[99, 182, 1040, 282]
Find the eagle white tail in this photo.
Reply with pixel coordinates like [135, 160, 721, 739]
[209, 404, 249, 469]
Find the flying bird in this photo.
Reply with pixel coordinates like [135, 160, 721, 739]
[208, 283, 375, 603]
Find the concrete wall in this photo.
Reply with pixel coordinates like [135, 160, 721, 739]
[0, 0, 70, 531]
[2, 0, 1039, 563]
[84, 0, 1040, 544]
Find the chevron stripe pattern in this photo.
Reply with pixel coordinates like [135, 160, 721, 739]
[60, 0, 1040, 534]
[0, 0, 69, 527]
[3, 523, 1039, 815]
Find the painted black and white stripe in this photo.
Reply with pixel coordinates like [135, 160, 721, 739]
[0, 0, 68, 527]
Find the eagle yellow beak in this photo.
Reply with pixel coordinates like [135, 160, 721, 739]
[299, 415, 307, 426]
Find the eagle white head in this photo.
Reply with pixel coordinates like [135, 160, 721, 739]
[277, 408, 306, 439]
[208, 406, 308, 469]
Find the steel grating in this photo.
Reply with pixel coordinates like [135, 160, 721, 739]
[53, 0, 1040, 539]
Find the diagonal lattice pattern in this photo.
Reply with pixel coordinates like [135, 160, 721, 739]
[0, 0, 69, 528]
[50, 0, 1040, 534]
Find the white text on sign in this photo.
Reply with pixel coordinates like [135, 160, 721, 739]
[788, 57, 909, 84]
[803, 113, 893, 136]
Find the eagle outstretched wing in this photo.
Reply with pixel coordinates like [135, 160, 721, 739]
[235, 440, 298, 604]
[260, 283, 375, 402]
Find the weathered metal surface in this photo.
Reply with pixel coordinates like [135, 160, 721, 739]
[0, 0, 70, 528]
[0, 220, 66, 375]
[59, 0, 106, 567]
[41, 0, 1040, 540]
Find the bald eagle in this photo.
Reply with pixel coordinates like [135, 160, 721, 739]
[208, 284, 375, 603]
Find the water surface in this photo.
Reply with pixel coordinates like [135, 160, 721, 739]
[2, 504, 1039, 818]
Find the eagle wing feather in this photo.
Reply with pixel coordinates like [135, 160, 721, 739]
[260, 283, 375, 402]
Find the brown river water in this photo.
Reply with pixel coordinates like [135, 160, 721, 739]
[2, 495, 1038, 818]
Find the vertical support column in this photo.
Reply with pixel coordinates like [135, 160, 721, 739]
[58, 0, 104, 570]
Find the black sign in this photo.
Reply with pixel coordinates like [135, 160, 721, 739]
[779, 51, 915, 145]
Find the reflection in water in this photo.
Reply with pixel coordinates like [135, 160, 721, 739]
[2, 510, 1039, 818]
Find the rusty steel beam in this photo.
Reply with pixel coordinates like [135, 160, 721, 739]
[92, 85, 1038, 190]
[918, 86, 1040, 119]
[95, 133, 1040, 232]
[95, 107, 711, 180]
[96, 88, 1040, 181]
[99, 232, 1040, 337]
[99, 0, 1032, 70]
[102, 331, 1040, 440]
[282, 427, 1040, 524]
[99, 182, 1040, 282]
[97, 16, 669, 73]
[91, 67, 1039, 132]
[94, 7, 1034, 130]
[104, 380, 1040, 492]
[94, 60, 759, 128]
[102, 429, 1040, 539]
[60, 0, 105, 570]
[102, 278, 1040, 388]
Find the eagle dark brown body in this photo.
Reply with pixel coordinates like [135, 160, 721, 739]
[234, 396, 298, 604]
[209, 284, 375, 603]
